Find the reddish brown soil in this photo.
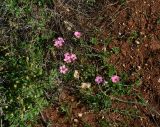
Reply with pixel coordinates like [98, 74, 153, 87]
[108, 0, 160, 126]
[36, 90, 98, 127]
[36, 0, 160, 126]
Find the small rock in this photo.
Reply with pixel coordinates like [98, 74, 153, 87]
[74, 119, 78, 123]
[81, 82, 91, 89]
[104, 81, 108, 84]
[74, 70, 80, 79]
[71, 98, 74, 102]
[135, 40, 140, 45]
[78, 113, 83, 117]
[118, 32, 122, 35]
[137, 66, 141, 70]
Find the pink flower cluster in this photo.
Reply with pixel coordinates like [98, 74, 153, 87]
[64, 52, 77, 63]
[59, 52, 77, 74]
[54, 37, 65, 48]
[74, 31, 81, 38]
[95, 76, 103, 84]
[55, 32, 80, 74]
[59, 65, 68, 74]
[95, 75, 120, 84]
[55, 32, 121, 86]
[111, 75, 120, 83]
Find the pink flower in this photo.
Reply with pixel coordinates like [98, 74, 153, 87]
[57, 37, 64, 43]
[64, 52, 70, 57]
[111, 75, 120, 83]
[74, 31, 81, 38]
[95, 76, 103, 84]
[64, 53, 72, 63]
[59, 65, 68, 74]
[64, 53, 77, 63]
[70, 53, 77, 61]
[54, 37, 65, 48]
[54, 40, 63, 48]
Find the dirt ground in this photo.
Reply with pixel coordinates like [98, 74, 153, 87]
[36, 0, 160, 126]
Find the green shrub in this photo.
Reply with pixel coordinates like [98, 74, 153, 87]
[0, 0, 57, 126]
[1, 42, 57, 127]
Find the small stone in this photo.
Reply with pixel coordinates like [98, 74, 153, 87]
[67, 27, 71, 31]
[81, 82, 91, 89]
[74, 119, 78, 123]
[78, 113, 83, 117]
[135, 40, 140, 45]
[74, 70, 80, 79]
[102, 46, 106, 52]
[71, 98, 74, 102]
[104, 81, 108, 84]
[137, 66, 141, 70]
[66, 8, 70, 12]
[118, 32, 122, 35]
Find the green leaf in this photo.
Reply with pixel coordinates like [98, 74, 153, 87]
[108, 65, 116, 77]
[112, 47, 120, 54]
[91, 37, 97, 45]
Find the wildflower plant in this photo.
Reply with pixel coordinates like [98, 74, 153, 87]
[51, 31, 137, 112]
[54, 37, 65, 48]
[1, 0, 149, 126]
